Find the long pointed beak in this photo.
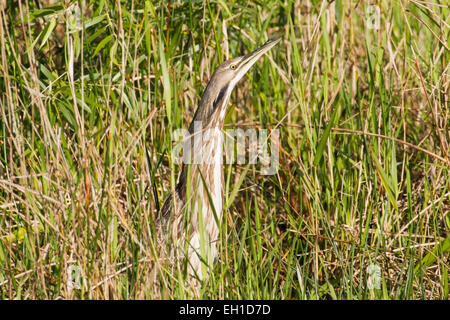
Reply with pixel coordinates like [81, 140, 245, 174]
[238, 37, 281, 71]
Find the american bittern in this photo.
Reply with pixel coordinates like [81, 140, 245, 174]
[155, 38, 281, 285]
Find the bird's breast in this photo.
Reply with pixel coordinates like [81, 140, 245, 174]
[198, 127, 224, 224]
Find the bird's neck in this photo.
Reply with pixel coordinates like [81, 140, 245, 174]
[176, 115, 226, 218]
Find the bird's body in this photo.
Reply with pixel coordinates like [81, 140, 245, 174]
[158, 124, 224, 279]
[155, 38, 281, 285]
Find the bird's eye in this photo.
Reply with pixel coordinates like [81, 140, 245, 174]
[230, 64, 236, 70]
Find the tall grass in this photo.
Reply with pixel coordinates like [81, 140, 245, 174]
[0, 0, 448, 299]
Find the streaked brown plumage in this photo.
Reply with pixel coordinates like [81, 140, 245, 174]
[155, 38, 281, 286]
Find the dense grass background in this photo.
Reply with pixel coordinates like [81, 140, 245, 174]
[0, 0, 448, 299]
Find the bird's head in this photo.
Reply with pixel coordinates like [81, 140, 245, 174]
[214, 37, 281, 89]
[192, 38, 281, 127]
